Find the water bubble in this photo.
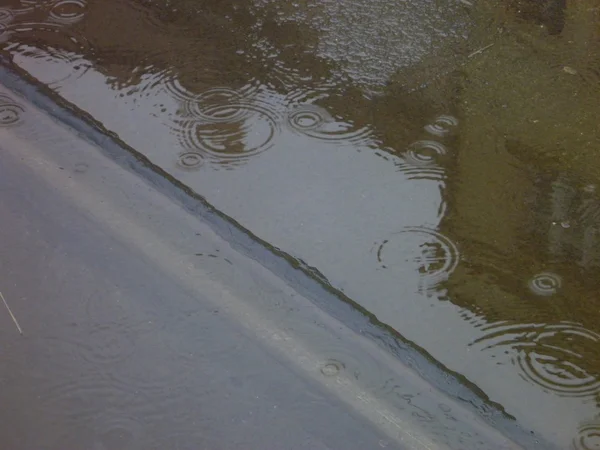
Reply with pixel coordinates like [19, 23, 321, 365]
[528, 272, 562, 296]
[473, 322, 600, 398]
[0, 95, 24, 127]
[48, 0, 87, 24]
[572, 422, 600, 450]
[424, 115, 459, 137]
[177, 152, 204, 171]
[376, 226, 459, 290]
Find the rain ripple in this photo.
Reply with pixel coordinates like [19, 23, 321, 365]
[572, 422, 600, 450]
[375, 226, 459, 292]
[0, 93, 25, 127]
[286, 103, 373, 146]
[0, 8, 14, 25]
[315, 342, 386, 391]
[528, 271, 563, 296]
[0, 1, 37, 20]
[47, 0, 87, 25]
[472, 322, 600, 398]
[176, 151, 204, 171]
[41, 324, 137, 367]
[182, 87, 251, 122]
[395, 140, 448, 182]
[92, 412, 146, 450]
[0, 21, 9, 43]
[1, 0, 91, 47]
[164, 81, 258, 107]
[5, 20, 92, 54]
[424, 114, 459, 138]
[35, 369, 149, 431]
[174, 99, 280, 167]
[9, 43, 91, 87]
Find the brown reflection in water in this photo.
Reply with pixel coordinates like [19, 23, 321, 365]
[0, 0, 472, 166]
[0, 0, 92, 87]
[1, 0, 593, 164]
[74, 0, 335, 98]
[437, 0, 600, 429]
[506, 0, 566, 35]
[443, 164, 600, 401]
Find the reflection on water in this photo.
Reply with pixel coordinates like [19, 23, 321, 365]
[424, 115, 459, 138]
[472, 322, 600, 398]
[400, 140, 448, 179]
[286, 102, 373, 144]
[527, 271, 562, 296]
[174, 97, 280, 167]
[2, 0, 600, 447]
[374, 226, 459, 296]
[167, 84, 375, 167]
[573, 421, 600, 450]
[47, 0, 87, 25]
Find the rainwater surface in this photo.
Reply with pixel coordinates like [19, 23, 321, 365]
[1, 0, 600, 447]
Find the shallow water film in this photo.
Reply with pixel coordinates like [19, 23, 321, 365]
[1, 0, 599, 448]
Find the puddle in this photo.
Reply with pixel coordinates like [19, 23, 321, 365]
[1, 0, 599, 447]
